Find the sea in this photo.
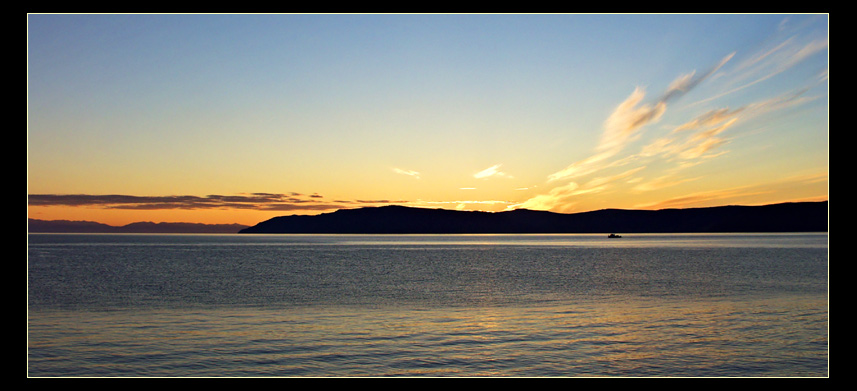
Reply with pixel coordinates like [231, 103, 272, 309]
[27, 233, 828, 377]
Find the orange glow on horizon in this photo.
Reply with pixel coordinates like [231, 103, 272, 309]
[26, 205, 300, 227]
[27, 191, 828, 228]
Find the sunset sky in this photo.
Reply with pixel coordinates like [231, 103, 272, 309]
[27, 14, 829, 226]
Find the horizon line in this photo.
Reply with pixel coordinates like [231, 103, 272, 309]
[28, 199, 829, 228]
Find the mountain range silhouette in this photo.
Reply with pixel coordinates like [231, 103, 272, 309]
[238, 201, 828, 234]
[27, 219, 249, 234]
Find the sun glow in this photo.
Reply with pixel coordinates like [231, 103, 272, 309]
[28, 14, 827, 227]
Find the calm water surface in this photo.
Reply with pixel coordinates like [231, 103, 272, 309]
[27, 233, 828, 377]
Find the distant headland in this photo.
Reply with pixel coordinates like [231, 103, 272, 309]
[27, 219, 250, 234]
[239, 201, 828, 234]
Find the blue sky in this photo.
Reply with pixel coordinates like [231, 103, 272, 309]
[27, 14, 828, 225]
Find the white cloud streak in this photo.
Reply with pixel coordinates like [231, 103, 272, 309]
[516, 22, 826, 214]
[548, 53, 734, 184]
[393, 168, 421, 179]
[474, 164, 510, 179]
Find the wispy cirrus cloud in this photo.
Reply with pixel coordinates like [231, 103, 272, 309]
[514, 166, 646, 212]
[516, 18, 826, 213]
[701, 37, 828, 104]
[631, 173, 701, 193]
[547, 53, 733, 185]
[640, 116, 738, 163]
[633, 170, 827, 210]
[533, 56, 732, 208]
[641, 83, 819, 166]
[687, 18, 828, 108]
[510, 181, 581, 212]
[631, 187, 770, 210]
[672, 108, 744, 133]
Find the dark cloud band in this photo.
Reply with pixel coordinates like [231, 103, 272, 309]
[27, 193, 405, 212]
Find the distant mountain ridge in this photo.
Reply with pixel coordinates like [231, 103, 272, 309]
[28, 219, 249, 234]
[239, 201, 828, 234]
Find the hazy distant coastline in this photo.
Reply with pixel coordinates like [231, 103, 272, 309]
[27, 219, 249, 234]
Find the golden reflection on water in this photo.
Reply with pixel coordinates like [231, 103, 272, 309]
[29, 294, 827, 377]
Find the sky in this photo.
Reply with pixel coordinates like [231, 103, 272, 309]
[27, 14, 829, 226]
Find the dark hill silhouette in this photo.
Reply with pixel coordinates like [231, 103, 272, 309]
[28, 219, 249, 234]
[238, 201, 828, 234]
